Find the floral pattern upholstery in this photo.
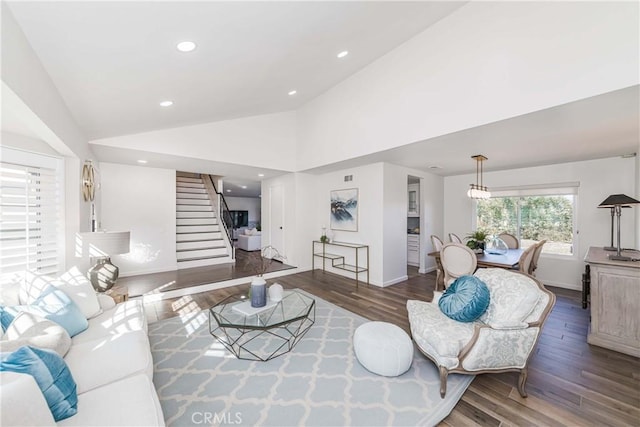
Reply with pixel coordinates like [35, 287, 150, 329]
[406, 268, 555, 397]
[474, 268, 542, 326]
[406, 299, 474, 369]
[461, 326, 540, 371]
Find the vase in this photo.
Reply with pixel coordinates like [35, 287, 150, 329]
[268, 283, 284, 302]
[87, 257, 119, 292]
[485, 236, 509, 255]
[250, 277, 267, 308]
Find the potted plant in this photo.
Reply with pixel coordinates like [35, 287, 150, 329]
[465, 230, 488, 254]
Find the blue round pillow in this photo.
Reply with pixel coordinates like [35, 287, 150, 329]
[438, 275, 490, 322]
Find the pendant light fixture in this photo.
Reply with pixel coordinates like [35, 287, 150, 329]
[467, 155, 491, 199]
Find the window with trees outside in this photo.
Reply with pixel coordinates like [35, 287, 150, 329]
[475, 184, 578, 256]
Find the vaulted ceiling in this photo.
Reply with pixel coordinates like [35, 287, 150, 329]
[3, 1, 638, 199]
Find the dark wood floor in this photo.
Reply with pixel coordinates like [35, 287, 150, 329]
[134, 266, 640, 426]
[118, 249, 294, 297]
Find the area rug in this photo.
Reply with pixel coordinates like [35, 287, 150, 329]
[149, 290, 473, 427]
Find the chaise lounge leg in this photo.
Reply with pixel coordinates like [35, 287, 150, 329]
[517, 368, 528, 398]
[439, 366, 448, 398]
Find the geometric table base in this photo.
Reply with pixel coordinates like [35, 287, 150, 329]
[208, 291, 315, 362]
[209, 312, 314, 361]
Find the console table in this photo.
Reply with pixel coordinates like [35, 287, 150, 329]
[584, 246, 640, 357]
[312, 241, 369, 288]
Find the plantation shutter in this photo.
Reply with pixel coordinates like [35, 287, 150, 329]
[0, 148, 62, 276]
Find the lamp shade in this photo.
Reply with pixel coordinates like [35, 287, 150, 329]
[598, 194, 640, 207]
[80, 231, 130, 257]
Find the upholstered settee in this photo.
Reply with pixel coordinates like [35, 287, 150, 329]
[407, 268, 555, 398]
[0, 269, 164, 426]
[237, 228, 261, 251]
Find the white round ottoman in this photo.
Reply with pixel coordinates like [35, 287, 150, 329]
[353, 321, 413, 377]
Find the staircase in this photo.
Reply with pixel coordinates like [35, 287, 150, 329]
[176, 172, 233, 269]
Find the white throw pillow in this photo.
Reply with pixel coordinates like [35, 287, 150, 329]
[20, 271, 51, 305]
[22, 268, 102, 319]
[0, 272, 23, 307]
[1, 311, 72, 357]
[59, 267, 102, 319]
[245, 228, 257, 236]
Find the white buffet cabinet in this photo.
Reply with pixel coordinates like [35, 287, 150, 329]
[584, 246, 640, 357]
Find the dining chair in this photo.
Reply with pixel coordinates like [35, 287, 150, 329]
[498, 232, 519, 249]
[448, 233, 463, 244]
[440, 243, 477, 288]
[529, 240, 547, 276]
[431, 235, 444, 252]
[517, 244, 537, 275]
[430, 235, 445, 290]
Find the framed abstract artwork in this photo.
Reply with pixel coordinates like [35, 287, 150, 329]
[330, 188, 358, 232]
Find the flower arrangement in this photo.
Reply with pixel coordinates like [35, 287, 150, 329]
[244, 245, 284, 277]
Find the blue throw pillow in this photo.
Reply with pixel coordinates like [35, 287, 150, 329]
[0, 346, 78, 421]
[0, 285, 88, 337]
[438, 275, 490, 322]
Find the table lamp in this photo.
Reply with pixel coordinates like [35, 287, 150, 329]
[598, 194, 640, 261]
[81, 231, 131, 291]
[598, 205, 630, 251]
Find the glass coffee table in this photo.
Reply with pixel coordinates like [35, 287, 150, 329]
[208, 290, 315, 361]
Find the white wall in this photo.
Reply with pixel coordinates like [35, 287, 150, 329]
[2, 5, 98, 274]
[444, 156, 637, 290]
[261, 162, 445, 287]
[315, 163, 385, 285]
[1, 6, 92, 162]
[417, 168, 445, 274]
[382, 163, 410, 285]
[99, 163, 176, 276]
[90, 111, 298, 172]
[296, 1, 638, 171]
[225, 196, 261, 227]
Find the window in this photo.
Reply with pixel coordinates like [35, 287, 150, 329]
[475, 184, 578, 256]
[0, 147, 63, 276]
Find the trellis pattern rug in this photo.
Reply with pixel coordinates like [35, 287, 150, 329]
[149, 290, 473, 426]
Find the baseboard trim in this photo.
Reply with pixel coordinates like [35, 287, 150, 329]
[382, 275, 409, 287]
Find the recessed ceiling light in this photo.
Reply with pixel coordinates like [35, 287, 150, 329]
[176, 41, 196, 52]
[241, 185, 247, 189]
[137, 160, 147, 164]
[288, 90, 297, 96]
[337, 50, 349, 58]
[226, 189, 231, 192]
[258, 174, 264, 177]
[159, 101, 173, 107]
[429, 165, 442, 169]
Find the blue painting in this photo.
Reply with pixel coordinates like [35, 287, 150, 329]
[330, 188, 358, 232]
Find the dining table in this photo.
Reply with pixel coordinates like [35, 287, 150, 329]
[428, 248, 524, 290]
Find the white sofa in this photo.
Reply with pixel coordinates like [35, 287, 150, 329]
[237, 229, 261, 251]
[0, 273, 164, 426]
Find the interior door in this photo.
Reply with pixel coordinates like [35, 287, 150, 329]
[269, 184, 285, 260]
